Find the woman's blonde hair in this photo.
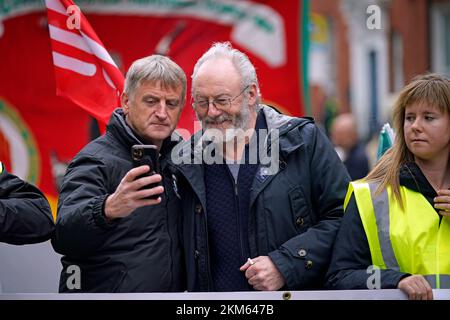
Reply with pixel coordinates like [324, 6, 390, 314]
[365, 73, 450, 208]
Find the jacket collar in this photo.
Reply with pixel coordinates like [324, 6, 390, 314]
[261, 104, 295, 133]
[399, 162, 441, 214]
[260, 105, 314, 158]
[400, 162, 437, 200]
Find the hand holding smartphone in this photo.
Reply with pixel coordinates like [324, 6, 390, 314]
[131, 145, 161, 199]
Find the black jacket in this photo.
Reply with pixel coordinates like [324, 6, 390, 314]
[325, 162, 437, 289]
[52, 109, 185, 293]
[344, 143, 369, 180]
[0, 163, 54, 244]
[170, 105, 350, 291]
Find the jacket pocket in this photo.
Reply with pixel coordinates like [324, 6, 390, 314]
[288, 186, 312, 233]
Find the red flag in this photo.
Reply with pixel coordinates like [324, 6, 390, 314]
[44, 0, 124, 128]
[0, 1, 306, 212]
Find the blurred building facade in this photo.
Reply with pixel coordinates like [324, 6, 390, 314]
[309, 0, 450, 140]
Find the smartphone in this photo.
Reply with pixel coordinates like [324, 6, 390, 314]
[131, 145, 160, 199]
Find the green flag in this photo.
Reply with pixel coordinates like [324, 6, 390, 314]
[377, 123, 395, 160]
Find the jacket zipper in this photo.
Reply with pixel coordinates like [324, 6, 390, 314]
[161, 162, 173, 290]
[225, 166, 246, 265]
[164, 186, 173, 290]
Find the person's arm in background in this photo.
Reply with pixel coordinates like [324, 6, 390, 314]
[0, 162, 54, 244]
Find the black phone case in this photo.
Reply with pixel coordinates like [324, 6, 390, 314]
[131, 145, 160, 199]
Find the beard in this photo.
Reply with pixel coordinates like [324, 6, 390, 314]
[197, 100, 252, 143]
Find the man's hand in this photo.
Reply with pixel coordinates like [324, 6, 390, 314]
[397, 275, 433, 300]
[435, 189, 450, 216]
[239, 256, 285, 291]
[104, 165, 164, 220]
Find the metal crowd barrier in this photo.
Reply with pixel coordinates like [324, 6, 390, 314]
[1, 290, 450, 300]
[1, 242, 450, 300]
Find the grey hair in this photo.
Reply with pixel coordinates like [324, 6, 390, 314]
[191, 42, 261, 106]
[124, 55, 187, 105]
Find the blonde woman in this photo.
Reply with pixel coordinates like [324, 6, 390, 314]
[325, 73, 450, 300]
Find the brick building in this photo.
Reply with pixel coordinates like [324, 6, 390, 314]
[309, 0, 450, 139]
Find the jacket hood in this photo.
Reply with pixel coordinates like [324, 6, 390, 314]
[260, 104, 300, 132]
[260, 105, 314, 157]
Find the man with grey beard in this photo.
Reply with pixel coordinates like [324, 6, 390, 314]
[170, 42, 350, 292]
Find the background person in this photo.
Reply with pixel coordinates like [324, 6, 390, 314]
[330, 113, 369, 180]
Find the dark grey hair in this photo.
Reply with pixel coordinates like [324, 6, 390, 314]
[191, 42, 261, 105]
[124, 55, 187, 105]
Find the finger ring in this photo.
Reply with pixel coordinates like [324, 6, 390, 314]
[248, 258, 255, 266]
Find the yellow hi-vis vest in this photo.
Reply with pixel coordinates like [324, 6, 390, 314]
[345, 181, 450, 288]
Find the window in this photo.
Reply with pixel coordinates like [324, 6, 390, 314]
[445, 13, 450, 71]
[431, 4, 450, 77]
[391, 31, 404, 92]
